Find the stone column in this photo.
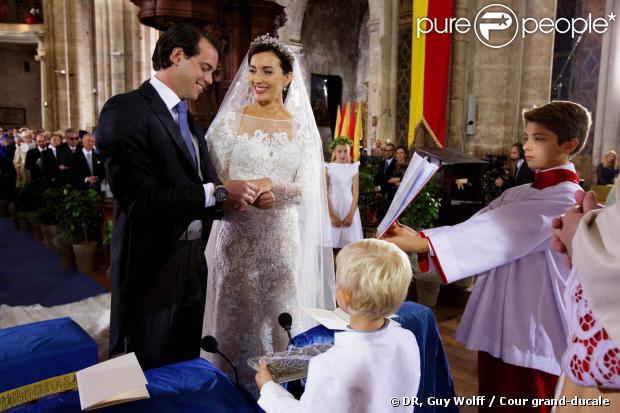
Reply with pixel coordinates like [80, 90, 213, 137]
[447, 0, 556, 158]
[94, 0, 111, 112]
[107, 0, 126, 97]
[367, 0, 400, 153]
[72, 0, 97, 130]
[36, 35, 51, 130]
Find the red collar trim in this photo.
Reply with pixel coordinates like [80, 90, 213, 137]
[531, 168, 580, 190]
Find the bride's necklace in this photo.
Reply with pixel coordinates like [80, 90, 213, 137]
[268, 136, 274, 157]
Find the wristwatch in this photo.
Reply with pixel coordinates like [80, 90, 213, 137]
[214, 182, 228, 203]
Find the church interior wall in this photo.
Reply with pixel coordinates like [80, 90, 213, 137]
[446, 0, 556, 161]
[2, 0, 614, 183]
[0, 43, 41, 128]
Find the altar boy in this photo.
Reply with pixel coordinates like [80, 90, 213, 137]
[383, 101, 590, 409]
[255, 239, 420, 412]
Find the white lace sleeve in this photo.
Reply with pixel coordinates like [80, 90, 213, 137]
[270, 125, 317, 207]
[206, 111, 237, 181]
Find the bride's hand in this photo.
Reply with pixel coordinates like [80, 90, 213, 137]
[249, 178, 272, 198]
[253, 191, 276, 210]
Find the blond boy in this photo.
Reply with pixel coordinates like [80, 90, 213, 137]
[256, 239, 420, 412]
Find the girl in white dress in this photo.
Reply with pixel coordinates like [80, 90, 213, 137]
[325, 137, 363, 248]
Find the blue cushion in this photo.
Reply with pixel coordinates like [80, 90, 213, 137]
[0, 317, 97, 393]
[10, 359, 260, 413]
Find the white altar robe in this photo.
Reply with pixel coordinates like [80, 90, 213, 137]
[423, 164, 580, 375]
[257, 322, 421, 413]
[572, 179, 620, 349]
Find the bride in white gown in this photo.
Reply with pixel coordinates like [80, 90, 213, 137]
[202, 35, 335, 392]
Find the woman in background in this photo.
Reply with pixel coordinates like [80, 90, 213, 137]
[388, 146, 409, 187]
[596, 149, 618, 185]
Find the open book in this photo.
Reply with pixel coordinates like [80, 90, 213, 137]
[376, 152, 440, 238]
[76, 352, 149, 411]
[248, 343, 333, 383]
[302, 307, 400, 331]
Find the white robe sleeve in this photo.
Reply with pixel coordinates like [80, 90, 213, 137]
[423, 196, 571, 283]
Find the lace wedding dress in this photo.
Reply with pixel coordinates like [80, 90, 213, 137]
[202, 112, 333, 393]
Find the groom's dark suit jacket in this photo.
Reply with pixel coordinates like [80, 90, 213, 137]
[96, 81, 220, 361]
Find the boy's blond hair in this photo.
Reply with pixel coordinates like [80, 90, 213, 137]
[336, 239, 412, 320]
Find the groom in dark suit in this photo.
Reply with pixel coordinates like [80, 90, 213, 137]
[97, 23, 257, 369]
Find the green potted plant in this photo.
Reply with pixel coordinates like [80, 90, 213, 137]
[398, 178, 442, 307]
[36, 186, 70, 248]
[358, 164, 379, 227]
[58, 188, 103, 273]
[52, 226, 76, 269]
[14, 181, 44, 233]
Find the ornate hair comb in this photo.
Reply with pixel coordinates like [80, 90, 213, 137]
[250, 34, 296, 63]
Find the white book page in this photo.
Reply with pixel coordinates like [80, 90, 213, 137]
[77, 352, 149, 411]
[302, 307, 349, 330]
[302, 307, 401, 329]
[85, 388, 150, 411]
[377, 153, 439, 238]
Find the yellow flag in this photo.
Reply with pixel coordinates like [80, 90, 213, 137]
[333, 105, 341, 140]
[340, 102, 351, 138]
[353, 101, 363, 161]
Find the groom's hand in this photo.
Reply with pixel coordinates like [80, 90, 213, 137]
[224, 180, 257, 210]
[253, 191, 275, 209]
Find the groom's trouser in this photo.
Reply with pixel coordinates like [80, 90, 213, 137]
[126, 238, 207, 370]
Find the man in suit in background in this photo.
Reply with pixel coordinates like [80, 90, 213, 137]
[496, 142, 535, 191]
[71, 133, 106, 192]
[97, 23, 257, 370]
[374, 143, 398, 220]
[41, 132, 63, 186]
[24, 132, 48, 182]
[57, 128, 81, 185]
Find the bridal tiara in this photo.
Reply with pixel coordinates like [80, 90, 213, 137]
[250, 34, 296, 63]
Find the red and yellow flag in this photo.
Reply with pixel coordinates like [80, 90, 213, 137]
[333, 105, 342, 140]
[408, 0, 454, 147]
[340, 102, 351, 139]
[333, 101, 363, 161]
[353, 101, 363, 161]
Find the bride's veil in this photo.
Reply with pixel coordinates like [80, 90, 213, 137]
[205, 49, 336, 332]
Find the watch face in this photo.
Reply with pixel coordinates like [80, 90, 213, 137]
[215, 186, 227, 202]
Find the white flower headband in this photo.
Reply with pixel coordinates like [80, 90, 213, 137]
[249, 34, 296, 64]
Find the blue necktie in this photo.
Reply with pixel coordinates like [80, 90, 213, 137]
[176, 101, 198, 168]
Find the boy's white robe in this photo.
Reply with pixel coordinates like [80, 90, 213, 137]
[257, 322, 421, 413]
[423, 164, 580, 375]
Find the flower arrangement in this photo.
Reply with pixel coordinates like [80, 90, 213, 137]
[328, 136, 353, 152]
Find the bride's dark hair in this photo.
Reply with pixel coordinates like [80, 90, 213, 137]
[247, 43, 294, 75]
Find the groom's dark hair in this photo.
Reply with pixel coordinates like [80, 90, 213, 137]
[152, 23, 221, 71]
